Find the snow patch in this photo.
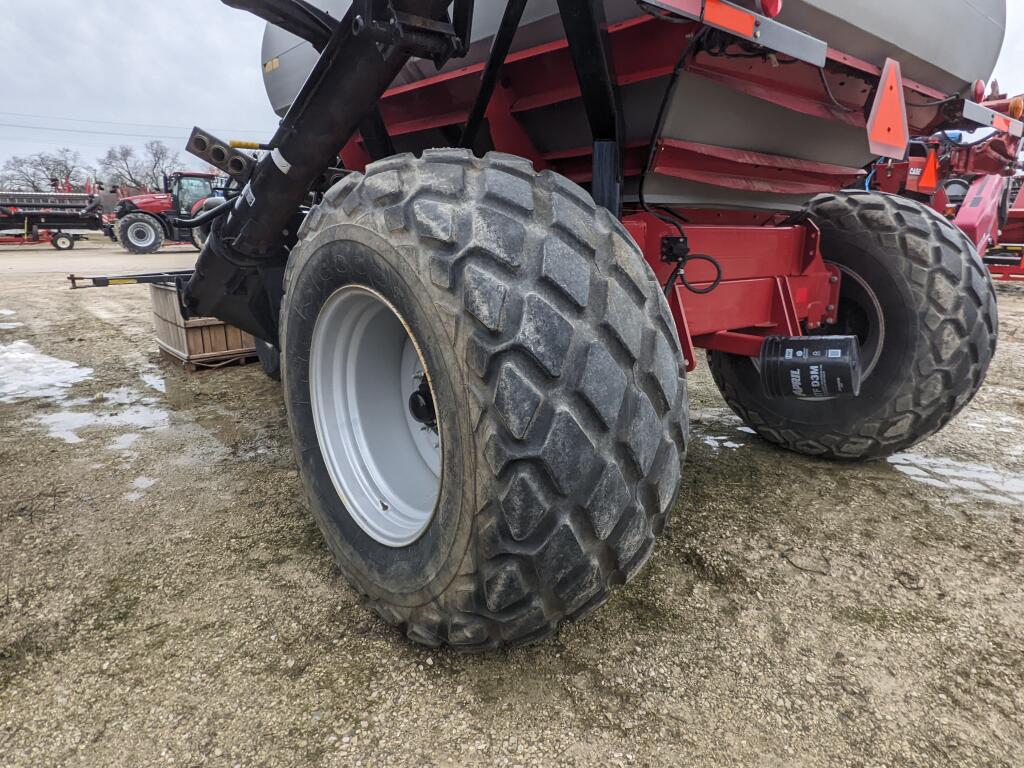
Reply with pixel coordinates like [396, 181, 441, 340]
[701, 435, 745, 451]
[0, 341, 92, 402]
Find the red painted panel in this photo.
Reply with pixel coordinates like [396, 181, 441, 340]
[954, 175, 1004, 255]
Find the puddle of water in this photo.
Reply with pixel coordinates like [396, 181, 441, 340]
[962, 410, 1024, 436]
[0, 322, 23, 330]
[37, 405, 169, 443]
[888, 453, 1024, 508]
[132, 476, 156, 490]
[140, 373, 166, 393]
[34, 388, 169, 444]
[0, 341, 92, 403]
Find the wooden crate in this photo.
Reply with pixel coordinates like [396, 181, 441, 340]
[149, 283, 256, 370]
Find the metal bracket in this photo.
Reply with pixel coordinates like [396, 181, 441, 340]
[644, 0, 827, 67]
[353, 0, 465, 65]
[962, 100, 1024, 138]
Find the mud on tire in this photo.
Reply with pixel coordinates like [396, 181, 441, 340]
[710, 191, 998, 460]
[281, 150, 688, 650]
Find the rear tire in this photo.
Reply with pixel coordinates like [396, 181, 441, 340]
[710, 192, 998, 460]
[118, 212, 164, 254]
[281, 150, 688, 649]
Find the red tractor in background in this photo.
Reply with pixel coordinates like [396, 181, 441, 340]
[109, 171, 220, 253]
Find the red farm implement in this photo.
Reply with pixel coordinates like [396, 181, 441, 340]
[0, 190, 105, 250]
[148, 0, 1012, 649]
[989, 179, 1024, 281]
[869, 111, 1024, 282]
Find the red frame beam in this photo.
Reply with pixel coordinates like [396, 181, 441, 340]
[624, 213, 840, 370]
[954, 174, 1005, 256]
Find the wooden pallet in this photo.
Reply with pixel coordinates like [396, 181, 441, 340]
[149, 283, 257, 371]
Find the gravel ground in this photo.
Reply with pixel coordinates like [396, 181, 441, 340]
[1, 240, 1022, 768]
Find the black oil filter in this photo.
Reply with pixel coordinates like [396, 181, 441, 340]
[760, 336, 862, 400]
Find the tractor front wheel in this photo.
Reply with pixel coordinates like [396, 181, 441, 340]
[118, 212, 165, 254]
[710, 192, 998, 460]
[281, 151, 688, 649]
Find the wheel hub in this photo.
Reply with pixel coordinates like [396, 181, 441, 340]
[128, 222, 155, 248]
[309, 285, 442, 548]
[408, 379, 437, 427]
[824, 265, 886, 380]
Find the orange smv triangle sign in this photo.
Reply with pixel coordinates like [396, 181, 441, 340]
[867, 58, 910, 160]
[918, 148, 940, 194]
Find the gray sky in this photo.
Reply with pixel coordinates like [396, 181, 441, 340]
[0, 1, 280, 171]
[1, 1, 1023, 174]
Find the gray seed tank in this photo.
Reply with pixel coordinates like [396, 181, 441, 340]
[261, 0, 1006, 209]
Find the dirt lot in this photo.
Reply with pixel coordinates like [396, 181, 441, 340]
[1, 239, 1022, 768]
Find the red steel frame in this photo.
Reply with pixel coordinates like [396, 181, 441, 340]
[0, 232, 54, 247]
[340, 6, 1022, 362]
[987, 182, 1024, 282]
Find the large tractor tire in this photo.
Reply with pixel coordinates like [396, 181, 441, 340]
[710, 191, 997, 460]
[118, 212, 165, 254]
[281, 150, 688, 650]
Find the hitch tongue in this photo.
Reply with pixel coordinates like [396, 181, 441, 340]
[760, 336, 862, 399]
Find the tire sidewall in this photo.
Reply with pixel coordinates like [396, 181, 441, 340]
[283, 223, 475, 608]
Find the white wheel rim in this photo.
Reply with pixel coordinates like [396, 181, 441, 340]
[309, 285, 442, 547]
[127, 221, 156, 248]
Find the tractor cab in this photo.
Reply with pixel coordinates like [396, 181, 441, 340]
[164, 172, 218, 216]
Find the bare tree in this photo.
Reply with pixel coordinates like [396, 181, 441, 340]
[97, 145, 147, 190]
[0, 155, 48, 191]
[0, 148, 92, 191]
[97, 141, 181, 191]
[140, 140, 180, 189]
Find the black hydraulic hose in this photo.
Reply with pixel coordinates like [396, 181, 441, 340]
[638, 29, 707, 238]
[169, 198, 234, 229]
[637, 27, 724, 297]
